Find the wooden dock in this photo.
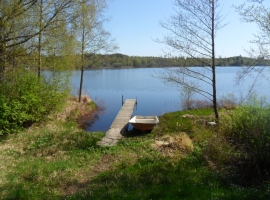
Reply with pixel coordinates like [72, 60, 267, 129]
[98, 99, 137, 146]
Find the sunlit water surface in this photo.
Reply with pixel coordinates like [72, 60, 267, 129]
[70, 67, 270, 132]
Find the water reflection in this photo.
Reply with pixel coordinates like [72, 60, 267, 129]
[78, 100, 106, 130]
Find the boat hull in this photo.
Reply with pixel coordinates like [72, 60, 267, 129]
[129, 116, 159, 132]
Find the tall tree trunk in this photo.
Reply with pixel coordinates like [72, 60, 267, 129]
[79, 20, 85, 103]
[79, 67, 84, 102]
[38, 0, 43, 77]
[211, 0, 219, 119]
[0, 43, 6, 80]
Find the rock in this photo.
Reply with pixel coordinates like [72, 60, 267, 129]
[207, 122, 216, 126]
[182, 114, 195, 118]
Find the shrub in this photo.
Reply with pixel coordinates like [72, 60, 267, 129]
[219, 102, 270, 185]
[181, 94, 239, 111]
[218, 93, 238, 109]
[0, 69, 69, 134]
[181, 99, 213, 110]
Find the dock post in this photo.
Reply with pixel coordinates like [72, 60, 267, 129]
[136, 96, 138, 110]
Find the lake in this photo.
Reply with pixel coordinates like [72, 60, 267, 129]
[70, 67, 270, 132]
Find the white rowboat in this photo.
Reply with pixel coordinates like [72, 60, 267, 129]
[129, 115, 159, 132]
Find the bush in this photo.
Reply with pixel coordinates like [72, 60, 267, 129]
[219, 102, 270, 185]
[0, 69, 69, 134]
[181, 94, 238, 110]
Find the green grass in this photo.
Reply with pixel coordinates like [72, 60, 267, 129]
[0, 121, 105, 199]
[0, 109, 270, 199]
[66, 146, 269, 200]
[154, 108, 215, 134]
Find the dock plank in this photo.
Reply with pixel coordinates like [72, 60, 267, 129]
[98, 99, 137, 146]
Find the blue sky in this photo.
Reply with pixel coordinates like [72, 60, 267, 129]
[104, 0, 269, 57]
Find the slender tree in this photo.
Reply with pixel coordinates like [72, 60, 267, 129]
[158, 0, 226, 119]
[73, 0, 118, 102]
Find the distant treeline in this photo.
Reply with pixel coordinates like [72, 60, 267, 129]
[82, 53, 270, 68]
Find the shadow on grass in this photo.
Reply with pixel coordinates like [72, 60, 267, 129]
[122, 128, 151, 138]
[64, 152, 270, 200]
[0, 134, 9, 142]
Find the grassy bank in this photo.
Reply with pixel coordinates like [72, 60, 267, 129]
[0, 104, 270, 199]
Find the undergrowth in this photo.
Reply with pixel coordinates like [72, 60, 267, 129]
[217, 103, 270, 185]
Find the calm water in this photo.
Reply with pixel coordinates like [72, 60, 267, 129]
[70, 67, 270, 132]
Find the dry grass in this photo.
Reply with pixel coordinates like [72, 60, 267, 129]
[57, 95, 94, 121]
[151, 132, 194, 158]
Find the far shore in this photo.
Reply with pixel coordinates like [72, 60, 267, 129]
[84, 65, 248, 70]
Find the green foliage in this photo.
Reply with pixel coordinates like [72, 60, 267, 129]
[0, 69, 69, 134]
[112, 63, 123, 68]
[219, 101, 270, 185]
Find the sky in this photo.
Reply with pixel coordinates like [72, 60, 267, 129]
[104, 0, 269, 58]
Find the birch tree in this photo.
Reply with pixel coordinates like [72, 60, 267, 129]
[158, 0, 226, 119]
[73, 0, 118, 102]
[0, 0, 77, 79]
[0, 0, 38, 79]
[30, 0, 76, 76]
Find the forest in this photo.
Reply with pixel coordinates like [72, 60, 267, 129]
[83, 53, 270, 68]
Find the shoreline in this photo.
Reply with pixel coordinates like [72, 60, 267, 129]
[84, 65, 246, 70]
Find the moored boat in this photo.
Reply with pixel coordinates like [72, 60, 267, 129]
[129, 115, 159, 132]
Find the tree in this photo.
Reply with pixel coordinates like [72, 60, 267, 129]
[30, 0, 76, 76]
[0, 0, 76, 133]
[158, 0, 226, 119]
[0, 0, 37, 79]
[132, 57, 142, 67]
[0, 0, 76, 79]
[73, 0, 118, 102]
[235, 0, 270, 85]
[236, 0, 270, 59]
